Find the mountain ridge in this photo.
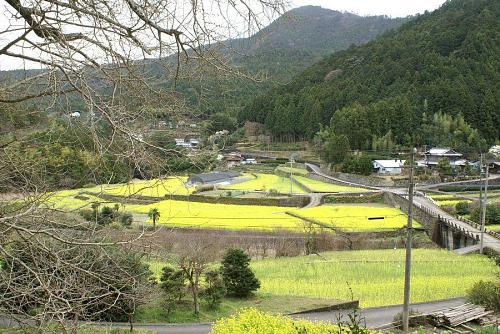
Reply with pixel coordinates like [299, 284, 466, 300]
[239, 0, 499, 146]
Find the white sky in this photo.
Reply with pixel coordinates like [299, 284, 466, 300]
[290, 0, 446, 17]
[0, 0, 447, 70]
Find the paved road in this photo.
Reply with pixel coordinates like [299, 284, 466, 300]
[299, 297, 466, 329]
[0, 298, 466, 334]
[305, 163, 500, 253]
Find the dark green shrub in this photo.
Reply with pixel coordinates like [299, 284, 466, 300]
[99, 206, 114, 225]
[467, 280, 500, 311]
[79, 209, 95, 221]
[159, 266, 186, 316]
[119, 213, 134, 227]
[470, 204, 500, 225]
[221, 248, 260, 298]
[201, 270, 226, 309]
[455, 201, 470, 215]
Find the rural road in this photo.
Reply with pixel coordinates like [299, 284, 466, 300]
[299, 297, 466, 329]
[0, 298, 466, 333]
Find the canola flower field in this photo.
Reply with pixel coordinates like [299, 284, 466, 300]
[47, 192, 411, 231]
[224, 173, 368, 194]
[251, 249, 499, 307]
[210, 308, 356, 334]
[44, 171, 411, 231]
[293, 175, 368, 193]
[297, 204, 419, 231]
[223, 173, 307, 194]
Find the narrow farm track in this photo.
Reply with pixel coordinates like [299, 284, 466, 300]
[305, 163, 500, 253]
[303, 192, 325, 208]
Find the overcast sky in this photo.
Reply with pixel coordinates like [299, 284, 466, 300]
[291, 0, 446, 17]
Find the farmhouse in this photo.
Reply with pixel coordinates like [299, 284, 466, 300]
[372, 160, 405, 175]
[187, 171, 240, 185]
[417, 148, 466, 168]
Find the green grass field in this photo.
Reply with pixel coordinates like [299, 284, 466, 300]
[293, 176, 368, 193]
[251, 249, 498, 307]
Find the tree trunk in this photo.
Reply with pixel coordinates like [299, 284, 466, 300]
[129, 313, 134, 333]
[191, 284, 199, 314]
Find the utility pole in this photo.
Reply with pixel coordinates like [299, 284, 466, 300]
[480, 158, 489, 254]
[402, 147, 416, 333]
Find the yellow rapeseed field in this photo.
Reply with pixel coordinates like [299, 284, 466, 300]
[210, 308, 365, 334]
[293, 176, 368, 193]
[297, 204, 418, 231]
[93, 177, 194, 197]
[222, 173, 307, 194]
[47, 191, 412, 232]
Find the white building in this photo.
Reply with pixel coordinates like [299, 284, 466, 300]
[175, 138, 200, 149]
[373, 160, 406, 175]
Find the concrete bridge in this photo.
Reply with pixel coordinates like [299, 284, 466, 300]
[305, 163, 500, 254]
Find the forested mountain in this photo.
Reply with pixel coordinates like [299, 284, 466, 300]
[146, 6, 406, 116]
[239, 0, 499, 149]
[0, 7, 404, 118]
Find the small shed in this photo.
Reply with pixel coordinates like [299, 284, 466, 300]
[491, 162, 500, 174]
[187, 171, 240, 185]
[373, 160, 406, 175]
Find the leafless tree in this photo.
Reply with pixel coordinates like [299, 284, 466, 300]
[0, 0, 286, 331]
[172, 234, 221, 315]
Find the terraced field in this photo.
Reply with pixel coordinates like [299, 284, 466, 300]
[298, 203, 417, 231]
[293, 175, 368, 193]
[48, 191, 412, 231]
[222, 173, 307, 194]
[429, 190, 500, 207]
[252, 249, 498, 307]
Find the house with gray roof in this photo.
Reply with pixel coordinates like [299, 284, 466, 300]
[187, 171, 240, 185]
[417, 148, 466, 168]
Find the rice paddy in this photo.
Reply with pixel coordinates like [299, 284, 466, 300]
[251, 249, 499, 307]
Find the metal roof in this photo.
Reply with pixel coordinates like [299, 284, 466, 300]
[425, 148, 462, 156]
[373, 160, 406, 168]
[188, 171, 240, 183]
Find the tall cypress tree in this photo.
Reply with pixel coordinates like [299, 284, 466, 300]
[221, 249, 260, 298]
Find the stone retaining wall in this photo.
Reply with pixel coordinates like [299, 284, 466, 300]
[87, 191, 310, 208]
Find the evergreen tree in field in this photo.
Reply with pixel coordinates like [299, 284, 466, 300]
[159, 266, 186, 316]
[221, 249, 260, 298]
